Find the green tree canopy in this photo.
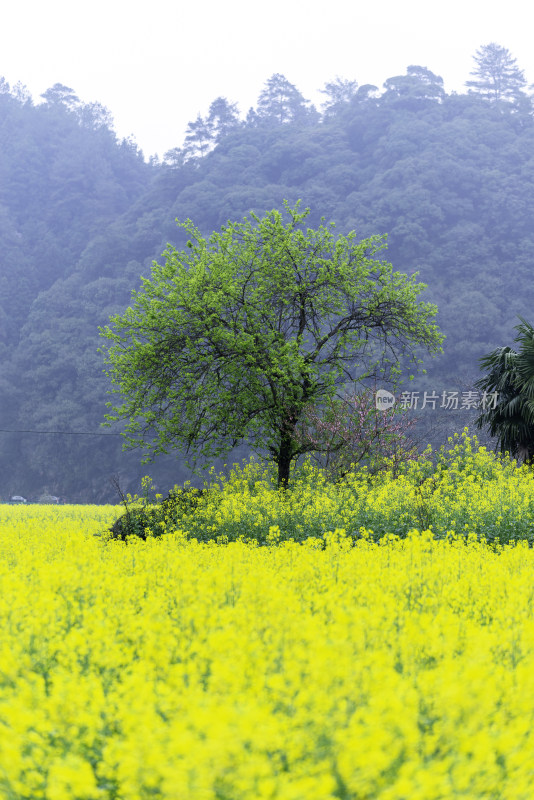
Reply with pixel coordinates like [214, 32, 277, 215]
[100, 202, 443, 486]
[476, 317, 534, 462]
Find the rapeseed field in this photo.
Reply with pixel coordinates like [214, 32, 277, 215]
[171, 432, 534, 548]
[3, 434, 534, 798]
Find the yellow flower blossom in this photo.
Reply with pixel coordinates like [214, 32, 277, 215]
[2, 478, 534, 797]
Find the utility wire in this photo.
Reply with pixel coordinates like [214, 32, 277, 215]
[0, 428, 123, 436]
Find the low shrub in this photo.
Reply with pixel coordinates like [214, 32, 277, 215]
[108, 486, 206, 541]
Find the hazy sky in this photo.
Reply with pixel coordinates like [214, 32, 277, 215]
[1, 1, 531, 159]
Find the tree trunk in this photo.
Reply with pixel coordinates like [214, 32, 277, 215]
[277, 433, 294, 489]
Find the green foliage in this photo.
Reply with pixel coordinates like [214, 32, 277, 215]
[476, 317, 534, 462]
[107, 479, 206, 542]
[100, 202, 442, 487]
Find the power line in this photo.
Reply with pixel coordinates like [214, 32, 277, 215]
[0, 428, 124, 436]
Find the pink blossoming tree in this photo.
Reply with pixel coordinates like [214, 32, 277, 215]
[295, 387, 420, 480]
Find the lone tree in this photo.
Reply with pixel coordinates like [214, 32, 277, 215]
[466, 43, 527, 105]
[100, 203, 443, 487]
[256, 74, 313, 124]
[476, 317, 534, 463]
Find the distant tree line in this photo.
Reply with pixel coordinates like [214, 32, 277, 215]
[167, 43, 532, 163]
[1, 43, 533, 499]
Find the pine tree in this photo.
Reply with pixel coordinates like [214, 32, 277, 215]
[183, 114, 214, 160]
[207, 97, 240, 142]
[257, 74, 313, 124]
[466, 43, 527, 104]
[320, 77, 358, 117]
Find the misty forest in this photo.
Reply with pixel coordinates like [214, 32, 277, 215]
[0, 44, 531, 501]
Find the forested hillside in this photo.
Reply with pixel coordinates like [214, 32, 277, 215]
[1, 45, 533, 501]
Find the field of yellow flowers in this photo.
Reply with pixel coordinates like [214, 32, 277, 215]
[170, 432, 534, 548]
[3, 434, 534, 799]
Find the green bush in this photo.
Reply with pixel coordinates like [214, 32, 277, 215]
[108, 486, 206, 542]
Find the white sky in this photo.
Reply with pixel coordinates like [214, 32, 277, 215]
[1, 0, 532, 160]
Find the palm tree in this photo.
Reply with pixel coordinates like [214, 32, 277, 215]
[476, 317, 534, 463]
